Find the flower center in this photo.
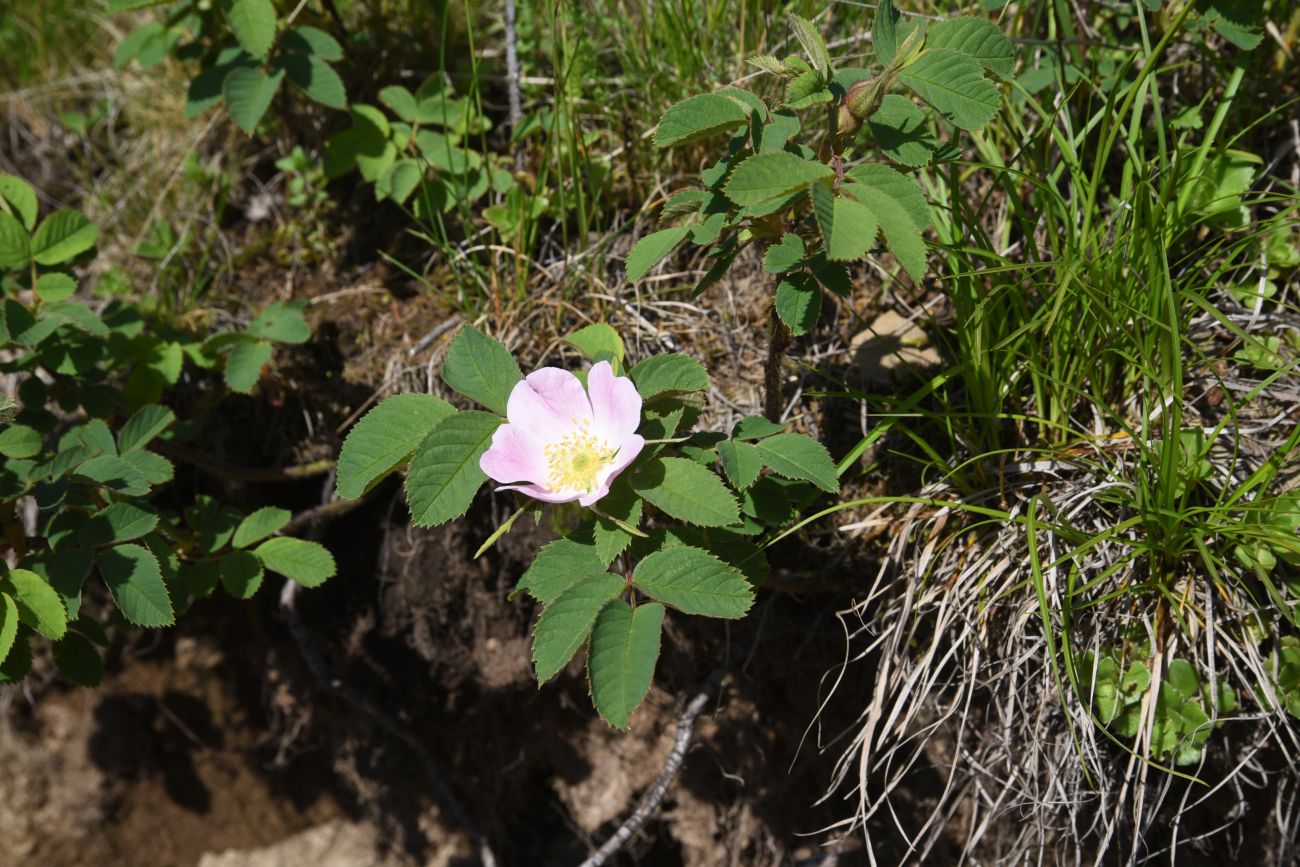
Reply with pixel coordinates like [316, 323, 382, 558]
[543, 420, 617, 493]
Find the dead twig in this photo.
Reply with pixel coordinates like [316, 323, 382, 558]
[503, 0, 524, 170]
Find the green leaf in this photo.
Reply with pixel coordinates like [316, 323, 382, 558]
[873, 0, 903, 65]
[516, 538, 610, 602]
[1166, 659, 1200, 700]
[868, 95, 942, 167]
[117, 404, 175, 453]
[253, 537, 336, 587]
[755, 109, 801, 154]
[0, 424, 41, 458]
[376, 160, 423, 205]
[899, 49, 999, 131]
[716, 439, 762, 490]
[82, 502, 159, 546]
[733, 415, 784, 440]
[277, 50, 347, 109]
[75, 455, 150, 496]
[35, 273, 76, 302]
[763, 233, 806, 274]
[588, 600, 664, 730]
[0, 211, 30, 270]
[109, 0, 174, 11]
[221, 0, 277, 60]
[246, 301, 310, 344]
[631, 546, 753, 618]
[219, 550, 265, 598]
[53, 633, 102, 687]
[223, 339, 273, 393]
[0, 174, 38, 230]
[724, 152, 834, 208]
[1199, 0, 1263, 51]
[825, 196, 880, 262]
[593, 479, 642, 564]
[655, 93, 751, 148]
[3, 569, 67, 640]
[628, 353, 709, 398]
[98, 544, 174, 627]
[281, 25, 343, 61]
[788, 13, 831, 78]
[337, 394, 457, 499]
[924, 17, 1015, 79]
[441, 325, 522, 416]
[378, 85, 421, 122]
[631, 457, 739, 527]
[0, 593, 17, 666]
[565, 324, 625, 364]
[405, 410, 501, 526]
[30, 210, 98, 266]
[844, 165, 931, 280]
[774, 273, 822, 336]
[532, 573, 626, 683]
[120, 450, 174, 485]
[223, 66, 285, 134]
[756, 433, 839, 492]
[232, 506, 292, 548]
[626, 225, 690, 282]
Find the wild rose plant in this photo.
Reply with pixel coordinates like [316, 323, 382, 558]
[336, 323, 839, 728]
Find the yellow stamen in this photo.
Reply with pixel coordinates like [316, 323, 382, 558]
[542, 420, 617, 494]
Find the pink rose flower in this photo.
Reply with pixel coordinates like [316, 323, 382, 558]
[480, 360, 645, 506]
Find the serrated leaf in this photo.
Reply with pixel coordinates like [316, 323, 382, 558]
[118, 404, 175, 453]
[588, 600, 663, 729]
[253, 537, 336, 588]
[724, 152, 834, 208]
[0, 211, 30, 270]
[3, 569, 67, 640]
[223, 338, 273, 393]
[219, 550, 265, 598]
[825, 196, 880, 262]
[631, 546, 753, 618]
[405, 410, 500, 526]
[756, 433, 839, 492]
[874, 0, 903, 65]
[532, 573, 625, 683]
[763, 233, 806, 274]
[565, 323, 625, 364]
[221, 0, 277, 60]
[223, 66, 285, 134]
[925, 17, 1015, 79]
[82, 502, 159, 546]
[30, 210, 98, 266]
[844, 165, 930, 280]
[0, 424, 41, 458]
[655, 93, 751, 148]
[0, 174, 38, 230]
[376, 160, 422, 205]
[120, 450, 173, 485]
[35, 273, 76, 302]
[441, 326, 522, 416]
[789, 13, 831, 77]
[775, 273, 822, 336]
[233, 506, 292, 548]
[98, 544, 174, 627]
[594, 479, 642, 564]
[716, 440, 762, 490]
[281, 25, 343, 61]
[755, 109, 800, 154]
[337, 393, 457, 499]
[631, 457, 739, 527]
[733, 415, 784, 440]
[0, 593, 17, 665]
[899, 49, 999, 131]
[378, 85, 421, 122]
[277, 50, 347, 109]
[626, 225, 690, 282]
[247, 301, 310, 344]
[868, 94, 941, 167]
[53, 633, 102, 687]
[628, 353, 708, 398]
[75, 455, 150, 496]
[517, 538, 609, 602]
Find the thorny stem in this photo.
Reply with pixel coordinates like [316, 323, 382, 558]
[764, 304, 790, 423]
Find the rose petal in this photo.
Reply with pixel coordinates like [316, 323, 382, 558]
[587, 360, 643, 446]
[495, 482, 582, 504]
[506, 367, 595, 448]
[479, 423, 547, 487]
[577, 434, 645, 507]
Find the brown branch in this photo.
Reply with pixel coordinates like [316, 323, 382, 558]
[159, 442, 334, 483]
[764, 305, 791, 423]
[577, 656, 732, 867]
